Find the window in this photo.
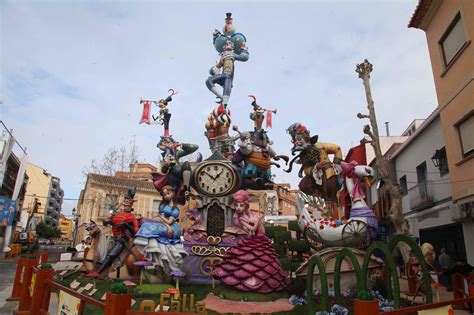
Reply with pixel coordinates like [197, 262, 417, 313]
[399, 175, 408, 196]
[416, 162, 428, 198]
[439, 13, 467, 66]
[144, 198, 150, 212]
[456, 114, 474, 158]
[152, 199, 160, 214]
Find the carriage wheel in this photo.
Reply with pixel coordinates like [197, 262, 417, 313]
[342, 220, 370, 249]
[303, 228, 324, 251]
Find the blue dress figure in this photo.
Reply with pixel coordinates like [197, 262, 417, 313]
[134, 185, 187, 275]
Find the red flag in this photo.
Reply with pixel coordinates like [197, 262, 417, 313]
[140, 101, 151, 124]
[266, 110, 273, 128]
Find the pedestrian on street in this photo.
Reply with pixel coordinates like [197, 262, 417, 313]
[439, 248, 454, 291]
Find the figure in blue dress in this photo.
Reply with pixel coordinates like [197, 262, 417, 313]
[134, 185, 187, 275]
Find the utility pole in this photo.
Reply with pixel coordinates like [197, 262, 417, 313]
[355, 59, 406, 235]
[72, 207, 79, 246]
[26, 198, 41, 232]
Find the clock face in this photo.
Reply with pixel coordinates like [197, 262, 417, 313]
[195, 162, 237, 196]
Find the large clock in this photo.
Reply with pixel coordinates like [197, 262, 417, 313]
[193, 160, 239, 197]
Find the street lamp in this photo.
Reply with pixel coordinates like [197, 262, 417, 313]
[71, 208, 80, 246]
[431, 149, 444, 170]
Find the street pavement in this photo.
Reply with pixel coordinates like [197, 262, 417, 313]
[0, 254, 59, 315]
[0, 256, 19, 315]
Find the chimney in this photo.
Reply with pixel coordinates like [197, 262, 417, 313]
[385, 122, 390, 136]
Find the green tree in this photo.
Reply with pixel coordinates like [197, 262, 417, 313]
[36, 222, 61, 239]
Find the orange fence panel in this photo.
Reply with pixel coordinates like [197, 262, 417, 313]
[7, 257, 25, 301]
[16, 257, 38, 312]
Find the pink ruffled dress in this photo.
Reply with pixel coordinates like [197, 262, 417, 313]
[212, 216, 289, 293]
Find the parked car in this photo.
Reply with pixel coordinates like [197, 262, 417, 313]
[38, 238, 52, 245]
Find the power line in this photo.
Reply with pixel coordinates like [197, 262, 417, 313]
[397, 169, 449, 174]
[25, 194, 90, 201]
[405, 178, 474, 185]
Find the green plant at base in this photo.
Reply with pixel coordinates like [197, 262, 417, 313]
[287, 220, 302, 233]
[333, 247, 363, 305]
[40, 263, 53, 269]
[357, 290, 374, 300]
[111, 282, 128, 294]
[362, 241, 400, 307]
[305, 234, 433, 311]
[305, 255, 329, 313]
[388, 234, 433, 304]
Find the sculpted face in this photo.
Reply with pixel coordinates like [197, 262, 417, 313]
[122, 198, 133, 212]
[288, 123, 311, 152]
[234, 202, 246, 214]
[160, 138, 173, 148]
[162, 188, 175, 202]
[224, 40, 234, 51]
[251, 129, 269, 148]
[292, 134, 310, 152]
[164, 153, 176, 166]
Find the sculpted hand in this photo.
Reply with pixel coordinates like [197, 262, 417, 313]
[210, 66, 220, 75]
[333, 163, 343, 175]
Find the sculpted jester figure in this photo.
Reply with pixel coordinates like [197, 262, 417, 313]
[92, 187, 141, 277]
[206, 13, 249, 108]
[152, 135, 200, 205]
[285, 123, 343, 217]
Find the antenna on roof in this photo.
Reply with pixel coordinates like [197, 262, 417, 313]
[385, 122, 390, 136]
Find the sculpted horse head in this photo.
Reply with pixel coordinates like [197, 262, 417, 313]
[84, 219, 108, 261]
[85, 219, 101, 237]
[340, 161, 375, 205]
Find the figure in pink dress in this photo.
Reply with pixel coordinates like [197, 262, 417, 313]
[231, 190, 265, 237]
[212, 190, 289, 293]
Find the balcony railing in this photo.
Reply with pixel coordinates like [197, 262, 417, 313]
[408, 181, 436, 211]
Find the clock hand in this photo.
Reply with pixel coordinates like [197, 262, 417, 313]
[213, 169, 224, 180]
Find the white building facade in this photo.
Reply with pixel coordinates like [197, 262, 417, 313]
[391, 110, 474, 264]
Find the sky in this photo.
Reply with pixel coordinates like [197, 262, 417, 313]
[0, 0, 438, 215]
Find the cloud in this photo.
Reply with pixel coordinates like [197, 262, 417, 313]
[0, 0, 437, 215]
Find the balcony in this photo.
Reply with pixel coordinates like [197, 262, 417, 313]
[408, 181, 436, 211]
